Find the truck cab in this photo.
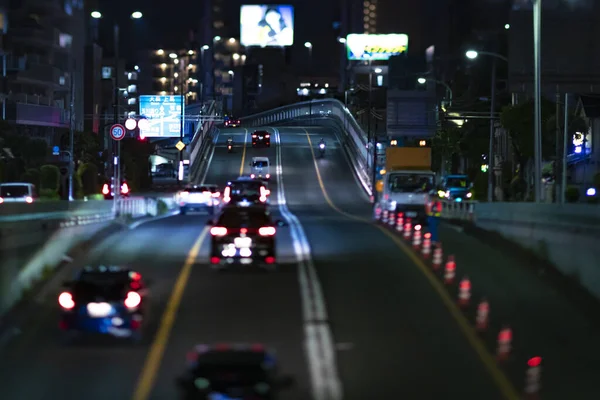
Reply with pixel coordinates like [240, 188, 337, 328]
[381, 170, 435, 225]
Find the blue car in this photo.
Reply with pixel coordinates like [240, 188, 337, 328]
[439, 174, 473, 202]
[58, 265, 148, 343]
[176, 343, 293, 399]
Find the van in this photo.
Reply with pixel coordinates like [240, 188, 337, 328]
[249, 157, 271, 180]
[0, 182, 38, 203]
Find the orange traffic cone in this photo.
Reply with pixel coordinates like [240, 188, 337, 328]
[388, 210, 396, 226]
[412, 227, 422, 249]
[457, 277, 471, 307]
[496, 326, 512, 362]
[403, 218, 412, 239]
[432, 244, 443, 270]
[475, 299, 489, 331]
[444, 255, 456, 285]
[396, 212, 404, 232]
[524, 356, 542, 399]
[421, 233, 432, 258]
[382, 209, 389, 224]
[374, 205, 382, 220]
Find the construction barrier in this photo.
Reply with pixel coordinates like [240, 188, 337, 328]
[457, 276, 471, 307]
[475, 299, 490, 331]
[412, 226, 422, 248]
[403, 218, 412, 239]
[524, 356, 542, 399]
[395, 212, 404, 232]
[421, 232, 431, 258]
[497, 326, 512, 362]
[432, 244, 443, 269]
[444, 255, 456, 285]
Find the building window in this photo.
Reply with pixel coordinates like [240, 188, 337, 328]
[102, 66, 112, 79]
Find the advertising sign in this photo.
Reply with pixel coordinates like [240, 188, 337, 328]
[138, 95, 183, 137]
[346, 34, 408, 61]
[240, 5, 294, 47]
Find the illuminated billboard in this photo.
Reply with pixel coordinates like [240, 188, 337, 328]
[346, 34, 408, 61]
[138, 95, 183, 137]
[240, 5, 294, 47]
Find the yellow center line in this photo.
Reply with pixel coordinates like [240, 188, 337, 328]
[302, 128, 520, 400]
[239, 128, 248, 177]
[132, 131, 250, 400]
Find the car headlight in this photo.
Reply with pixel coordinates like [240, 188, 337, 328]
[445, 191, 450, 198]
[437, 190, 445, 198]
[466, 192, 472, 198]
[390, 201, 397, 210]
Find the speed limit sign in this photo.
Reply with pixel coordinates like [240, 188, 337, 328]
[110, 124, 126, 141]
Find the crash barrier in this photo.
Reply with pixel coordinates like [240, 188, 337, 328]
[189, 101, 220, 183]
[441, 200, 600, 301]
[240, 99, 372, 196]
[374, 206, 543, 396]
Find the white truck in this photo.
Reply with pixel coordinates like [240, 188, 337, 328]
[379, 147, 436, 226]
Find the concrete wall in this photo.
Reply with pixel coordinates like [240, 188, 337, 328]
[474, 202, 600, 299]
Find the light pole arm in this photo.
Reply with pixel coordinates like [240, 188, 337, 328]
[477, 51, 508, 63]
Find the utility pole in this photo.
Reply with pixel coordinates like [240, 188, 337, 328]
[179, 89, 184, 185]
[487, 58, 496, 202]
[68, 57, 75, 201]
[533, 0, 543, 202]
[113, 24, 120, 205]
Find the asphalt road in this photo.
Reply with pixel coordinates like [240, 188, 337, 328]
[0, 125, 514, 399]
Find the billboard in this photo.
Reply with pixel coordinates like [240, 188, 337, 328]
[138, 95, 183, 137]
[346, 34, 408, 61]
[240, 5, 294, 47]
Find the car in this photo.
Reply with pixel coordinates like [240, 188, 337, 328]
[208, 204, 285, 269]
[102, 178, 130, 200]
[58, 265, 148, 343]
[250, 157, 271, 180]
[0, 182, 37, 204]
[438, 174, 473, 202]
[223, 177, 269, 206]
[178, 184, 221, 215]
[251, 130, 270, 147]
[176, 343, 294, 400]
[224, 118, 241, 128]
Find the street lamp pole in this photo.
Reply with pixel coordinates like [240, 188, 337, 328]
[487, 58, 497, 203]
[113, 23, 120, 206]
[533, 0, 543, 202]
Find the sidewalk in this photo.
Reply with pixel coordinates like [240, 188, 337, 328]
[438, 221, 600, 399]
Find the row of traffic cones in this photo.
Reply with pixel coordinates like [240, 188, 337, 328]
[375, 206, 542, 397]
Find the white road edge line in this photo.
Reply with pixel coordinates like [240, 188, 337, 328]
[273, 127, 343, 400]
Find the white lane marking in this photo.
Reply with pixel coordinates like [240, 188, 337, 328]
[273, 128, 343, 400]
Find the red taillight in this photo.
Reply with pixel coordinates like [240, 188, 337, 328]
[58, 292, 75, 309]
[210, 226, 228, 236]
[240, 228, 248, 234]
[130, 271, 141, 281]
[223, 187, 231, 202]
[265, 174, 270, 179]
[25, 196, 33, 203]
[121, 182, 129, 194]
[252, 134, 257, 138]
[259, 226, 276, 236]
[251, 174, 255, 178]
[265, 256, 275, 264]
[265, 134, 270, 138]
[210, 256, 220, 264]
[124, 291, 141, 308]
[102, 184, 109, 195]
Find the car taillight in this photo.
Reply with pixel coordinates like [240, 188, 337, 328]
[265, 134, 270, 138]
[251, 174, 255, 178]
[124, 291, 141, 308]
[223, 187, 231, 202]
[252, 134, 257, 138]
[211, 192, 220, 198]
[0, 197, 4, 203]
[121, 182, 129, 194]
[25, 196, 33, 203]
[258, 226, 276, 236]
[102, 184, 109, 195]
[265, 174, 270, 179]
[58, 292, 75, 309]
[210, 226, 228, 236]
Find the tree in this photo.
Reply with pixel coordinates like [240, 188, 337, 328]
[500, 99, 556, 167]
[432, 124, 463, 173]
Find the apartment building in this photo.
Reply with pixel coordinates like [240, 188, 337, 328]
[0, 0, 85, 144]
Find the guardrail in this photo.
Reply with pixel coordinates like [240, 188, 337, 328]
[189, 101, 220, 183]
[240, 99, 372, 195]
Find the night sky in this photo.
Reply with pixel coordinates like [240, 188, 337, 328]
[98, 0, 341, 74]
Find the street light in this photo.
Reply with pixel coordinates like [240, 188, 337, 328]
[374, 67, 382, 74]
[202, 45, 209, 50]
[91, 11, 102, 19]
[338, 37, 346, 43]
[131, 11, 142, 19]
[417, 77, 453, 107]
[465, 49, 508, 202]
[228, 38, 236, 44]
[304, 42, 312, 48]
[228, 70, 234, 76]
[169, 52, 178, 59]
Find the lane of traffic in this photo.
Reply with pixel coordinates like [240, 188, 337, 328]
[277, 126, 510, 399]
[140, 126, 312, 399]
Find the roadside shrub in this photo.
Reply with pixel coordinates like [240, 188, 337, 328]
[78, 162, 98, 196]
[20, 168, 40, 187]
[565, 186, 580, 203]
[157, 199, 168, 215]
[39, 164, 60, 198]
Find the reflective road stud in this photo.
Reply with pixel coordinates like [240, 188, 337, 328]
[421, 232, 431, 258]
[496, 326, 513, 362]
[403, 218, 412, 239]
[444, 255, 456, 285]
[524, 356, 542, 399]
[396, 212, 404, 232]
[475, 299, 489, 331]
[457, 276, 471, 307]
[432, 244, 443, 270]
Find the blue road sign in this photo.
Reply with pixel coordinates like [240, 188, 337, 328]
[52, 146, 60, 155]
[138, 95, 183, 138]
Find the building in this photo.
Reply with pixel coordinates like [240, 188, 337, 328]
[0, 0, 85, 145]
[83, 43, 103, 134]
[136, 48, 201, 105]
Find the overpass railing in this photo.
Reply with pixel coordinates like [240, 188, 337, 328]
[189, 100, 222, 183]
[240, 99, 372, 195]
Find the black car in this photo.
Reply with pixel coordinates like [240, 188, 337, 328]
[102, 178, 130, 200]
[58, 265, 148, 343]
[224, 119, 241, 128]
[178, 184, 221, 215]
[223, 177, 269, 206]
[251, 130, 270, 147]
[208, 204, 285, 269]
[176, 343, 293, 400]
